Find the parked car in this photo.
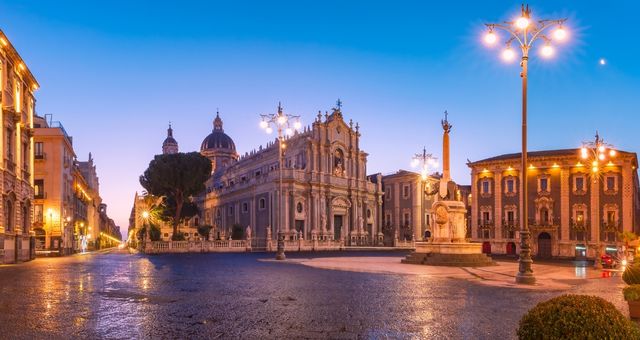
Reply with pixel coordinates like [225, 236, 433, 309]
[601, 254, 620, 269]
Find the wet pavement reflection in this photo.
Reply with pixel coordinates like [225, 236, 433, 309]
[0, 251, 625, 339]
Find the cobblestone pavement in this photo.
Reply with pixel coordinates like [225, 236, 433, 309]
[0, 250, 627, 339]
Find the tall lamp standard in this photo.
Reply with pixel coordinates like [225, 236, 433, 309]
[411, 147, 439, 240]
[260, 103, 302, 260]
[580, 132, 616, 268]
[482, 5, 568, 284]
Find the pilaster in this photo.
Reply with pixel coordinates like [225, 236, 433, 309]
[622, 164, 633, 233]
[560, 168, 570, 241]
[494, 171, 502, 240]
[590, 177, 600, 243]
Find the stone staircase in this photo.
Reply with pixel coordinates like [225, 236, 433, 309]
[402, 252, 495, 267]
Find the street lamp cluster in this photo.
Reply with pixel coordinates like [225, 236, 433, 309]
[580, 132, 616, 177]
[483, 5, 568, 62]
[259, 103, 302, 260]
[411, 147, 439, 181]
[482, 4, 569, 285]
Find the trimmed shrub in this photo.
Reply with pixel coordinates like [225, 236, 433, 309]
[171, 232, 186, 241]
[624, 285, 640, 302]
[624, 263, 640, 285]
[517, 294, 640, 339]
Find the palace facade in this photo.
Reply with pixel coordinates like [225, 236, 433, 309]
[200, 105, 383, 247]
[468, 149, 640, 259]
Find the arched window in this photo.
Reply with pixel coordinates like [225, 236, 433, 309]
[259, 198, 266, 210]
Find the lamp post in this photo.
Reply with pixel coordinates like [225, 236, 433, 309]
[260, 103, 302, 260]
[142, 210, 150, 251]
[580, 132, 616, 269]
[411, 147, 439, 240]
[483, 4, 568, 284]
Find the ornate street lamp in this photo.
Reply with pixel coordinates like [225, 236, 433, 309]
[482, 4, 568, 284]
[259, 103, 302, 260]
[411, 147, 439, 240]
[579, 132, 616, 269]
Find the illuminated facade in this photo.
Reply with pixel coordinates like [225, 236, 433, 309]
[33, 114, 118, 255]
[380, 171, 472, 245]
[201, 105, 383, 246]
[468, 149, 640, 259]
[32, 115, 77, 254]
[0, 30, 38, 263]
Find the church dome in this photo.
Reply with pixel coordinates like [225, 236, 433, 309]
[200, 112, 236, 152]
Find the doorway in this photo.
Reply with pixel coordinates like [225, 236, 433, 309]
[506, 242, 516, 255]
[537, 232, 552, 258]
[333, 215, 343, 241]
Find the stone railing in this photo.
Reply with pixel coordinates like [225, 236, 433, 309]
[144, 240, 250, 254]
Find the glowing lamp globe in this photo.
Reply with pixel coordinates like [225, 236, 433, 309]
[484, 31, 497, 45]
[598, 153, 605, 161]
[580, 148, 588, 159]
[259, 121, 268, 129]
[609, 149, 616, 157]
[598, 145, 606, 152]
[502, 48, 516, 61]
[540, 45, 554, 58]
[277, 116, 287, 125]
[553, 27, 567, 41]
[515, 17, 530, 29]
[265, 126, 273, 134]
[293, 121, 302, 130]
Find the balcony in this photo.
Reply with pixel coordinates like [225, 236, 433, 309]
[478, 219, 494, 228]
[35, 153, 46, 160]
[34, 192, 47, 200]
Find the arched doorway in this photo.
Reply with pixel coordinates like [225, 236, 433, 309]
[537, 232, 552, 259]
[482, 241, 491, 254]
[506, 242, 516, 255]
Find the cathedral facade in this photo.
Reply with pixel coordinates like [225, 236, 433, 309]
[199, 105, 383, 247]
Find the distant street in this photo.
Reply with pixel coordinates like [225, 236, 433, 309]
[0, 251, 626, 339]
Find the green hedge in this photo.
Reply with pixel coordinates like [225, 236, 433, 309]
[517, 294, 640, 339]
[624, 285, 640, 302]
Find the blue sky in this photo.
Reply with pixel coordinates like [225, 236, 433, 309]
[0, 1, 637, 234]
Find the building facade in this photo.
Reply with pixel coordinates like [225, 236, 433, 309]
[468, 149, 640, 259]
[32, 114, 77, 254]
[201, 106, 383, 246]
[380, 170, 439, 244]
[0, 30, 38, 263]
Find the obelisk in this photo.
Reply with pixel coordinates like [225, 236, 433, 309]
[440, 111, 453, 198]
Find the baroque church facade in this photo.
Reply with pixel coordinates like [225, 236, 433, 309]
[198, 105, 383, 246]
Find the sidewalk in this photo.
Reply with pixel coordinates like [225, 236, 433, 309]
[265, 255, 620, 291]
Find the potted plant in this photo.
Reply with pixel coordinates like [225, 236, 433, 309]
[623, 284, 640, 319]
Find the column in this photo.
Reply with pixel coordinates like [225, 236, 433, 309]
[494, 171, 502, 240]
[412, 180, 421, 240]
[560, 168, 570, 241]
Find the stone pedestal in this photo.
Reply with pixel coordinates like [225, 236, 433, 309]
[403, 200, 494, 267]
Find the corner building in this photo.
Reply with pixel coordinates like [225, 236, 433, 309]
[468, 149, 640, 259]
[0, 30, 38, 263]
[201, 106, 383, 246]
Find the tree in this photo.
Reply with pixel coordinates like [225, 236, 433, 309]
[139, 152, 211, 238]
[197, 225, 213, 241]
